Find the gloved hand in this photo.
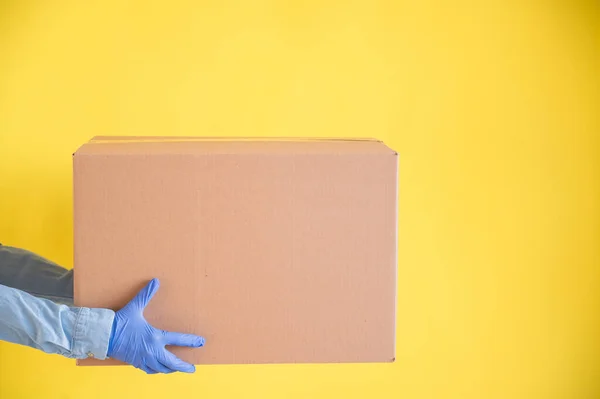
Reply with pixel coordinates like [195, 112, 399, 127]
[107, 278, 205, 374]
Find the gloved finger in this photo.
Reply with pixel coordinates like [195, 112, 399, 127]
[162, 349, 196, 373]
[140, 364, 158, 375]
[131, 278, 160, 310]
[162, 331, 205, 348]
[148, 358, 175, 374]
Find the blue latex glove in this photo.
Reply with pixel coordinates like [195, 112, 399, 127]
[107, 278, 205, 374]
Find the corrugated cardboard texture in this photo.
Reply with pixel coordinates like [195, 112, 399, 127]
[74, 137, 397, 365]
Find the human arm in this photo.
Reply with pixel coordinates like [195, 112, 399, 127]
[0, 244, 74, 305]
[0, 283, 114, 359]
[0, 244, 205, 373]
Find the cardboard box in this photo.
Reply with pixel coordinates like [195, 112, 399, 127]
[74, 137, 398, 365]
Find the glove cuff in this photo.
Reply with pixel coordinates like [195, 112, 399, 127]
[106, 316, 118, 358]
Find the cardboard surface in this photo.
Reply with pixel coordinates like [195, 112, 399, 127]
[74, 137, 398, 365]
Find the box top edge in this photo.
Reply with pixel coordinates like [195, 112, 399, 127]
[88, 136, 381, 143]
[74, 137, 397, 156]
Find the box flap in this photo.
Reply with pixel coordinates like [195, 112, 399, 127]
[74, 136, 397, 156]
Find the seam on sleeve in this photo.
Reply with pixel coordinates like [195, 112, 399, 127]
[71, 307, 85, 355]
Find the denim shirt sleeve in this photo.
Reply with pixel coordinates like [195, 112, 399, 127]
[0, 283, 114, 359]
[0, 244, 114, 359]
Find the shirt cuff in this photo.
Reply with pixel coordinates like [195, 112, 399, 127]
[71, 307, 115, 360]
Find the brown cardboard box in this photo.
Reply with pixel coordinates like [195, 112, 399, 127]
[74, 137, 398, 365]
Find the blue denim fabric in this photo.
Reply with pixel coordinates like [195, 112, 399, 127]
[0, 245, 114, 359]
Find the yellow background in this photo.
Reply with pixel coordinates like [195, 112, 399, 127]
[0, 1, 598, 398]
